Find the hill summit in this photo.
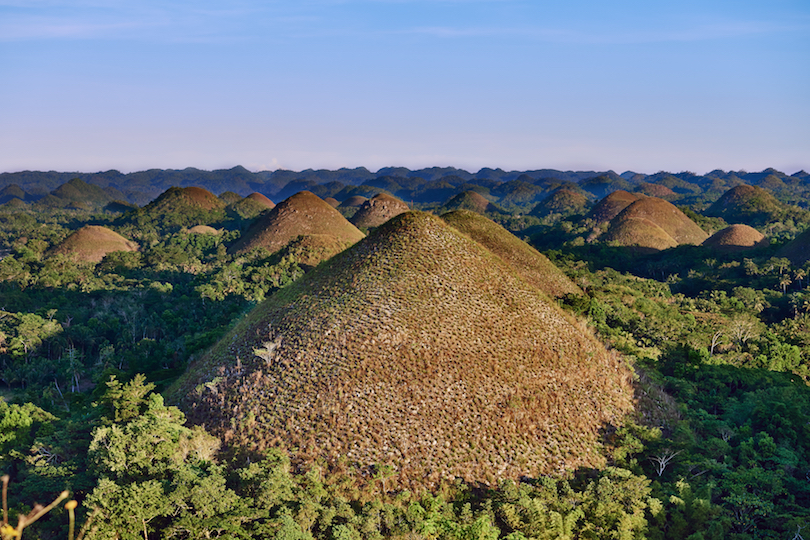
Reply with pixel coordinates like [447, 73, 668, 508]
[228, 191, 365, 256]
[177, 212, 634, 488]
[48, 225, 138, 263]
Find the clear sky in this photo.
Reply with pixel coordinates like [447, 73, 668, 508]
[2, 0, 808, 175]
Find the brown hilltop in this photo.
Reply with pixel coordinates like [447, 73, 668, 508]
[602, 217, 678, 253]
[611, 197, 708, 246]
[634, 182, 676, 199]
[778, 229, 810, 265]
[441, 210, 582, 298]
[228, 191, 365, 256]
[148, 186, 225, 211]
[324, 197, 340, 208]
[246, 192, 275, 209]
[350, 193, 410, 229]
[48, 225, 138, 263]
[586, 190, 642, 224]
[338, 195, 368, 208]
[188, 225, 220, 235]
[705, 185, 783, 222]
[703, 224, 767, 252]
[175, 212, 634, 489]
[441, 191, 503, 214]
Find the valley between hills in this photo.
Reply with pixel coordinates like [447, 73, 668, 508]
[1, 166, 809, 539]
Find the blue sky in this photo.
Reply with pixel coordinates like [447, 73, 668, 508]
[1, 0, 808, 174]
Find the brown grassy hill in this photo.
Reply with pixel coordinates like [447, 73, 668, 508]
[531, 188, 590, 217]
[634, 182, 676, 199]
[350, 193, 410, 229]
[188, 225, 220, 235]
[48, 225, 138, 263]
[324, 197, 340, 208]
[441, 210, 582, 298]
[602, 217, 678, 252]
[778, 229, 810, 265]
[612, 197, 708, 245]
[441, 191, 503, 214]
[175, 212, 634, 489]
[586, 190, 642, 224]
[703, 224, 766, 251]
[338, 195, 369, 208]
[148, 186, 225, 211]
[228, 191, 365, 256]
[246, 192, 275, 209]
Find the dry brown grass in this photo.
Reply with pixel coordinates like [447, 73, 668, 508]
[246, 192, 275, 209]
[48, 225, 138, 263]
[703, 224, 766, 251]
[441, 210, 582, 298]
[174, 211, 634, 490]
[586, 190, 642, 224]
[602, 217, 678, 252]
[610, 197, 708, 246]
[634, 183, 676, 199]
[228, 191, 365, 256]
[706, 184, 781, 219]
[351, 193, 410, 229]
[442, 191, 501, 214]
[324, 197, 340, 208]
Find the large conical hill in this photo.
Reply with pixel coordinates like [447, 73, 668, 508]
[705, 185, 786, 226]
[176, 212, 634, 488]
[48, 225, 138, 263]
[350, 192, 410, 229]
[228, 191, 364, 256]
[441, 210, 582, 298]
[610, 197, 708, 246]
[602, 217, 678, 252]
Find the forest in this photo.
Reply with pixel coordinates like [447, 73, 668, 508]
[1, 166, 810, 539]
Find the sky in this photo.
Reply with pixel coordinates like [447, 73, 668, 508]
[1, 0, 809, 175]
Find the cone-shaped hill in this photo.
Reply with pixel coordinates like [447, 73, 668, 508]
[441, 191, 504, 214]
[586, 190, 642, 224]
[123, 186, 227, 231]
[703, 224, 767, 251]
[441, 210, 582, 298]
[148, 186, 225, 211]
[778, 229, 810, 265]
[705, 185, 786, 226]
[188, 225, 220, 235]
[603, 197, 708, 250]
[246, 192, 275, 209]
[531, 188, 590, 218]
[48, 226, 138, 263]
[228, 191, 365, 256]
[176, 212, 634, 488]
[227, 193, 275, 220]
[350, 193, 410, 229]
[338, 195, 368, 208]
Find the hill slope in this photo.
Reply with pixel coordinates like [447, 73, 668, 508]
[176, 212, 634, 488]
[610, 197, 708, 246]
[48, 226, 138, 263]
[703, 224, 767, 251]
[586, 190, 642, 224]
[228, 191, 365, 256]
[350, 193, 410, 229]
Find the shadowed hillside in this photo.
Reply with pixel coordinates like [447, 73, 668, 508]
[702, 224, 767, 251]
[602, 217, 678, 252]
[228, 191, 365, 256]
[705, 185, 788, 227]
[47, 225, 138, 263]
[778, 229, 810, 265]
[350, 192, 410, 229]
[441, 210, 582, 298]
[175, 212, 634, 488]
[441, 190, 503, 214]
[531, 188, 590, 218]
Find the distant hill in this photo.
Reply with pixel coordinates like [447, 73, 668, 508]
[228, 191, 365, 257]
[441, 191, 504, 214]
[226, 193, 275, 221]
[350, 193, 410, 229]
[703, 224, 767, 252]
[705, 185, 791, 227]
[119, 186, 227, 233]
[531, 188, 590, 218]
[601, 197, 708, 251]
[47, 225, 138, 263]
[634, 182, 677, 200]
[175, 212, 633, 488]
[602, 217, 678, 252]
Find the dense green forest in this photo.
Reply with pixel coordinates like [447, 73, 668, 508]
[1, 169, 810, 539]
